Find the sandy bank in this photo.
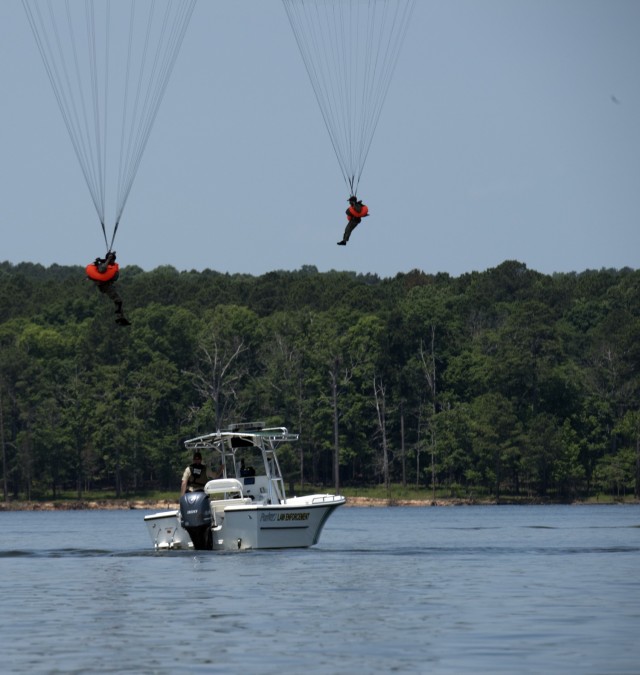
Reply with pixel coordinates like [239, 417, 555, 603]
[0, 500, 179, 512]
[0, 496, 492, 511]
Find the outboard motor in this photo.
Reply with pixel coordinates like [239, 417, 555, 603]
[179, 491, 213, 550]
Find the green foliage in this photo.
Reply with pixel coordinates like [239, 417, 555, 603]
[1, 260, 639, 502]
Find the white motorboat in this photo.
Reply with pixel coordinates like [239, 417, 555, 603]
[144, 423, 345, 551]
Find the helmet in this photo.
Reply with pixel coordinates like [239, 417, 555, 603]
[348, 196, 358, 203]
[106, 250, 117, 261]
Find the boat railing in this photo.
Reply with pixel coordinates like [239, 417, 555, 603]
[310, 494, 346, 504]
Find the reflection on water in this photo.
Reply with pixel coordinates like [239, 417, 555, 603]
[1, 505, 639, 674]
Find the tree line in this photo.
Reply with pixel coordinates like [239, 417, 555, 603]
[1, 259, 639, 502]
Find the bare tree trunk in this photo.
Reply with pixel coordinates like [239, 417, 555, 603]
[373, 377, 390, 495]
[331, 370, 340, 493]
[415, 408, 422, 488]
[0, 391, 6, 502]
[431, 430, 436, 503]
[420, 326, 438, 503]
[190, 334, 248, 430]
[634, 427, 640, 499]
[400, 402, 406, 488]
[76, 447, 82, 500]
[297, 375, 305, 490]
[115, 446, 122, 498]
[24, 433, 33, 501]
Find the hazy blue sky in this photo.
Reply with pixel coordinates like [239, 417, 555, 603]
[1, 0, 638, 279]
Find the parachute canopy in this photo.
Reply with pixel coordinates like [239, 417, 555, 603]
[282, 0, 415, 196]
[22, 0, 197, 251]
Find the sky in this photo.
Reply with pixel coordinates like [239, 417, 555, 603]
[1, 0, 639, 280]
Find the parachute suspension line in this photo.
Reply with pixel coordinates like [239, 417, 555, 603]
[283, 0, 353, 191]
[348, 175, 356, 197]
[115, 0, 137, 234]
[282, 0, 415, 195]
[114, 0, 153, 229]
[354, 0, 415, 191]
[22, 0, 106, 224]
[22, 0, 197, 249]
[85, 0, 108, 226]
[114, 0, 197, 228]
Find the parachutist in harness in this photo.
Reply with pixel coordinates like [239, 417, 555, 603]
[86, 251, 131, 326]
[337, 196, 369, 245]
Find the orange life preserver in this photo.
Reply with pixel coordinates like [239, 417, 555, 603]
[86, 262, 119, 283]
[347, 203, 369, 219]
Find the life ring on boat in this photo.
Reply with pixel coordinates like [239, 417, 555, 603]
[86, 262, 119, 283]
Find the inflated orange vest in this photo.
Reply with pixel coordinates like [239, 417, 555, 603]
[86, 262, 119, 283]
[347, 203, 369, 219]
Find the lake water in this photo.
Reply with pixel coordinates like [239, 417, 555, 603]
[1, 504, 639, 674]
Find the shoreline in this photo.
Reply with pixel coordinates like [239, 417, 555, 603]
[0, 496, 636, 511]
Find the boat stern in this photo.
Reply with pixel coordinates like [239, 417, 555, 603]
[144, 510, 193, 550]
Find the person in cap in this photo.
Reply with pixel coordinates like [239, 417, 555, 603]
[337, 196, 369, 245]
[180, 451, 224, 496]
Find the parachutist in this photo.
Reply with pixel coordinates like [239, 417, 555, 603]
[337, 196, 369, 246]
[86, 251, 131, 326]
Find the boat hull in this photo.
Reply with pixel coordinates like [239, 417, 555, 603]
[144, 495, 345, 551]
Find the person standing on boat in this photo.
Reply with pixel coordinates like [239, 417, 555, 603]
[240, 458, 255, 477]
[180, 451, 223, 496]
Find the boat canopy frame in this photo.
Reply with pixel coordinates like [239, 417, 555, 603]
[184, 422, 299, 451]
[184, 422, 298, 505]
